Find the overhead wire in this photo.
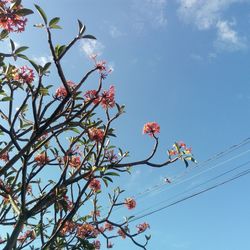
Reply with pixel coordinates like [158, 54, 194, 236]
[130, 166, 250, 223]
[104, 137, 250, 216]
[130, 159, 250, 218]
[133, 137, 250, 200]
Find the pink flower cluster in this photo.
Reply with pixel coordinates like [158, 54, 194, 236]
[105, 150, 118, 163]
[143, 122, 160, 137]
[63, 155, 81, 168]
[61, 195, 73, 211]
[60, 220, 76, 236]
[0, 1, 27, 32]
[117, 228, 126, 239]
[124, 197, 136, 210]
[84, 89, 99, 104]
[55, 80, 76, 99]
[14, 66, 34, 85]
[107, 241, 114, 248]
[168, 141, 192, 157]
[0, 151, 9, 162]
[90, 55, 113, 79]
[104, 222, 114, 231]
[77, 223, 99, 239]
[93, 240, 101, 250]
[88, 127, 104, 143]
[84, 86, 115, 109]
[90, 210, 101, 217]
[136, 222, 150, 233]
[34, 152, 49, 165]
[89, 179, 101, 192]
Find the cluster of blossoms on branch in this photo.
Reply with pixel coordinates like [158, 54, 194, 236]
[0, 0, 28, 32]
[84, 85, 115, 109]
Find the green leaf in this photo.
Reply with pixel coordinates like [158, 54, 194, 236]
[1, 97, 13, 102]
[43, 62, 51, 72]
[29, 60, 39, 73]
[49, 17, 60, 27]
[49, 24, 62, 29]
[69, 127, 80, 134]
[183, 159, 189, 168]
[103, 178, 109, 187]
[0, 30, 9, 40]
[11, 0, 21, 9]
[15, 8, 34, 16]
[55, 44, 66, 58]
[38, 88, 49, 96]
[17, 54, 29, 60]
[81, 34, 96, 40]
[105, 172, 120, 177]
[0, 90, 6, 96]
[15, 46, 29, 54]
[10, 39, 15, 52]
[34, 4, 47, 25]
[78, 19, 86, 36]
[103, 176, 113, 183]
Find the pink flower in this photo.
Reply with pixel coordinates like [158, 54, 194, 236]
[0, 2, 27, 32]
[88, 128, 104, 143]
[104, 222, 114, 231]
[143, 122, 160, 137]
[0, 151, 9, 162]
[84, 89, 100, 104]
[100, 86, 115, 109]
[124, 197, 136, 210]
[66, 155, 81, 168]
[34, 152, 49, 165]
[89, 179, 101, 192]
[93, 240, 101, 250]
[168, 149, 177, 156]
[178, 141, 186, 148]
[91, 56, 112, 79]
[55, 80, 76, 99]
[77, 223, 95, 239]
[185, 147, 192, 154]
[105, 150, 118, 163]
[62, 195, 73, 211]
[14, 66, 34, 85]
[136, 222, 150, 233]
[90, 210, 100, 217]
[55, 86, 67, 99]
[60, 220, 76, 236]
[117, 229, 126, 239]
[96, 60, 106, 71]
[107, 241, 113, 248]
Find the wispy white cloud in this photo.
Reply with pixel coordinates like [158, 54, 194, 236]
[177, 0, 243, 29]
[32, 55, 53, 66]
[215, 20, 246, 51]
[190, 53, 203, 61]
[177, 0, 249, 51]
[131, 0, 168, 31]
[80, 40, 104, 57]
[109, 25, 125, 38]
[208, 52, 217, 59]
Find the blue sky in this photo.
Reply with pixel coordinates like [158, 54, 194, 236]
[5, 0, 250, 249]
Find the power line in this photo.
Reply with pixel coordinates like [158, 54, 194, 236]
[134, 137, 250, 199]
[130, 166, 250, 223]
[131, 160, 250, 218]
[133, 147, 250, 204]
